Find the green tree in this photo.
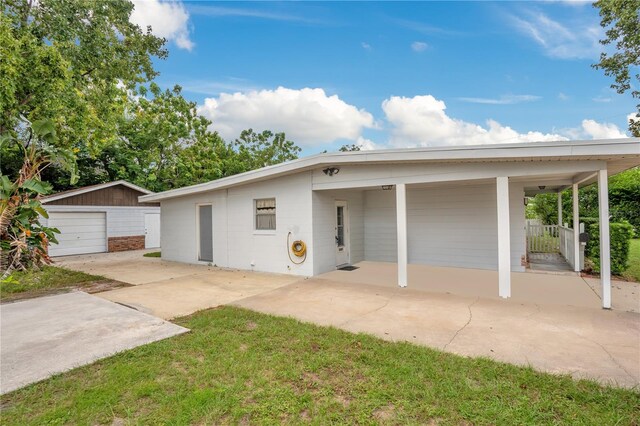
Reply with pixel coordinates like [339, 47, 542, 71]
[339, 144, 362, 152]
[226, 129, 301, 176]
[593, 0, 640, 136]
[0, 0, 166, 149]
[1, 120, 77, 276]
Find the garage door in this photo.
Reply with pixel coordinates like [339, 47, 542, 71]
[48, 212, 107, 257]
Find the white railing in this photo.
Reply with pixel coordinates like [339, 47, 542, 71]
[526, 224, 560, 253]
[559, 225, 576, 269]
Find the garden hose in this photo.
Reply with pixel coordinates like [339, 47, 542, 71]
[287, 232, 307, 265]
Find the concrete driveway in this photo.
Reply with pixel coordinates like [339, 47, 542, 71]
[0, 292, 187, 394]
[234, 278, 640, 388]
[56, 251, 301, 319]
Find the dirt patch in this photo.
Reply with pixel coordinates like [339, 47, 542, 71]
[372, 404, 395, 421]
[0, 280, 131, 304]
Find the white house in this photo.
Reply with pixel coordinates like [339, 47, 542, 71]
[139, 139, 640, 309]
[42, 180, 161, 256]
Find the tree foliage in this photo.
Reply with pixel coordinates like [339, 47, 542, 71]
[593, 0, 640, 135]
[0, 0, 167, 149]
[0, 120, 77, 276]
[529, 167, 640, 235]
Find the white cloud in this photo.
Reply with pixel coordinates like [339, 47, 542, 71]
[355, 136, 380, 151]
[381, 94, 567, 147]
[458, 94, 541, 105]
[198, 87, 375, 146]
[130, 0, 194, 51]
[411, 41, 428, 52]
[508, 11, 602, 59]
[361, 42, 372, 51]
[592, 96, 612, 103]
[578, 119, 628, 139]
[558, 92, 569, 101]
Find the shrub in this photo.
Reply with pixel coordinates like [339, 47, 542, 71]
[586, 221, 634, 274]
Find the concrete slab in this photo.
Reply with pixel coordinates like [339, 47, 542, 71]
[0, 292, 188, 394]
[96, 268, 301, 320]
[583, 277, 640, 314]
[319, 261, 601, 309]
[234, 279, 640, 388]
[54, 250, 205, 285]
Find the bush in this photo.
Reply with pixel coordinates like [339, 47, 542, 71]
[586, 221, 634, 274]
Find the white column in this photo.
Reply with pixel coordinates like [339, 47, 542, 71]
[597, 170, 611, 309]
[557, 191, 563, 226]
[396, 183, 408, 288]
[572, 183, 580, 272]
[496, 177, 511, 298]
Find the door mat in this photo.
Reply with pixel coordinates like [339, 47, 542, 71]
[337, 265, 359, 271]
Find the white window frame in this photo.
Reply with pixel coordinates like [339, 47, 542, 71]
[254, 198, 276, 233]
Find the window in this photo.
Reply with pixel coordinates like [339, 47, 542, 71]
[255, 198, 276, 230]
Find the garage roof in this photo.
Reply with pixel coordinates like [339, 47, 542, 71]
[42, 180, 153, 204]
[139, 138, 640, 202]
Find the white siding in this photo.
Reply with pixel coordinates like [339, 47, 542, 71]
[361, 182, 526, 272]
[312, 190, 364, 275]
[42, 205, 160, 238]
[160, 172, 314, 276]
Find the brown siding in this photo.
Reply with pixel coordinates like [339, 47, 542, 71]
[47, 185, 159, 207]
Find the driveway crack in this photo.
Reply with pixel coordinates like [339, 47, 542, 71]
[550, 322, 635, 382]
[443, 297, 479, 351]
[337, 290, 397, 328]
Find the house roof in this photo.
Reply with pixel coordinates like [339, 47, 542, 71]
[139, 138, 640, 203]
[42, 180, 153, 204]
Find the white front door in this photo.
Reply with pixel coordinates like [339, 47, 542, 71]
[335, 201, 350, 267]
[144, 213, 161, 248]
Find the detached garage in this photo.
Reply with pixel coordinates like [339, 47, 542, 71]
[41, 181, 161, 257]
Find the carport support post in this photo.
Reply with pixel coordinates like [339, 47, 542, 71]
[557, 191, 562, 226]
[396, 183, 408, 288]
[496, 177, 511, 298]
[597, 170, 611, 309]
[572, 183, 580, 272]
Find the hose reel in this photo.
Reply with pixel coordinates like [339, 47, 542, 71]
[287, 232, 307, 264]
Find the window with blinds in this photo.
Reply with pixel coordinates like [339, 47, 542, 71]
[255, 198, 276, 230]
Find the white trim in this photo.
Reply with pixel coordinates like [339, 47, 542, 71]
[496, 177, 511, 298]
[396, 183, 408, 288]
[42, 180, 153, 204]
[139, 138, 640, 202]
[597, 170, 611, 309]
[572, 183, 580, 272]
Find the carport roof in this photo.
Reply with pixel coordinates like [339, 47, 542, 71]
[139, 138, 640, 202]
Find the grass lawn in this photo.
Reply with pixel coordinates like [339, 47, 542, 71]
[0, 266, 111, 301]
[143, 251, 161, 258]
[1, 307, 638, 425]
[621, 239, 640, 282]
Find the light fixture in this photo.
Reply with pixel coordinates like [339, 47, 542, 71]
[382, 185, 394, 190]
[538, 185, 546, 190]
[322, 167, 340, 176]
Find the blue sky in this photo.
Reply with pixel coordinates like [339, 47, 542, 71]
[130, 1, 634, 154]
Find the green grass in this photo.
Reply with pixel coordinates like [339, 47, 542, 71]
[622, 239, 640, 282]
[1, 307, 638, 425]
[143, 251, 161, 258]
[0, 266, 105, 299]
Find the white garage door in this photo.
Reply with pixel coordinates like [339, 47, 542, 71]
[48, 212, 107, 257]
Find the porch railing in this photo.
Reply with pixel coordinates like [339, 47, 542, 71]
[559, 225, 576, 269]
[526, 224, 560, 253]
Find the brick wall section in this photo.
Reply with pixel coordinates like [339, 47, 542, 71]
[108, 235, 145, 252]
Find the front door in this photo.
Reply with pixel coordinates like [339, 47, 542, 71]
[144, 213, 161, 248]
[198, 205, 213, 262]
[335, 201, 350, 267]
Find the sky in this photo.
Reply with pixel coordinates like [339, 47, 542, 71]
[129, 0, 635, 155]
